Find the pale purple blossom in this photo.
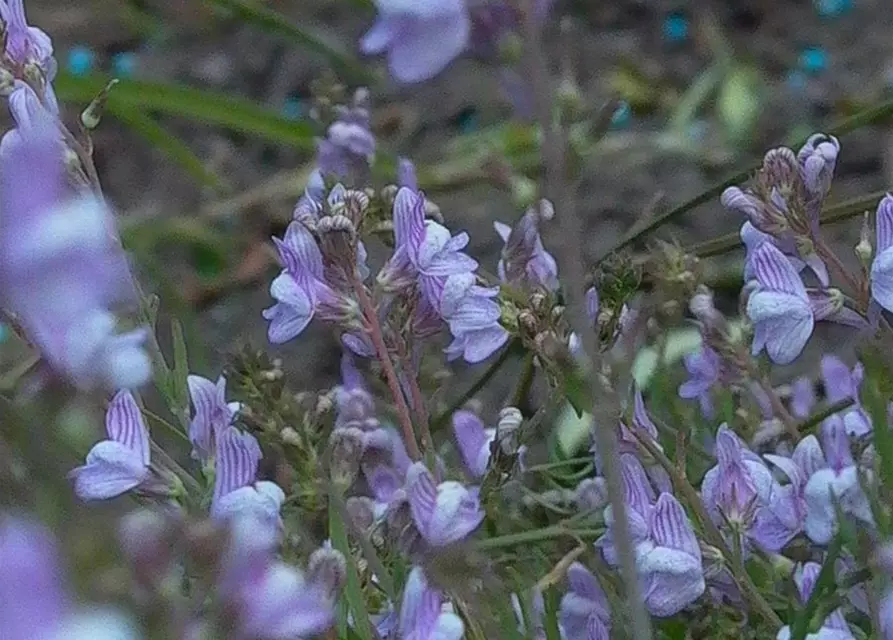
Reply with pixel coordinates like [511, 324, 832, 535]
[797, 134, 841, 225]
[493, 202, 558, 290]
[452, 409, 495, 479]
[740, 221, 829, 286]
[560, 562, 611, 640]
[0, 0, 59, 111]
[763, 434, 825, 539]
[211, 427, 285, 533]
[316, 93, 376, 183]
[187, 374, 242, 462]
[870, 194, 893, 313]
[360, 0, 470, 84]
[406, 461, 484, 546]
[0, 81, 57, 158]
[0, 119, 150, 390]
[820, 355, 871, 437]
[678, 345, 720, 418]
[776, 562, 854, 640]
[70, 390, 160, 502]
[746, 241, 814, 364]
[398, 566, 464, 640]
[790, 377, 816, 419]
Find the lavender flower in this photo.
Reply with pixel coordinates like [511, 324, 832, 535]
[493, 200, 558, 290]
[0, 81, 57, 158]
[746, 241, 814, 364]
[559, 562, 611, 640]
[70, 390, 160, 501]
[790, 376, 816, 419]
[870, 194, 893, 313]
[360, 0, 470, 84]
[452, 409, 495, 479]
[0, 0, 58, 111]
[678, 345, 721, 418]
[316, 91, 376, 183]
[701, 426, 798, 553]
[797, 134, 841, 223]
[763, 434, 825, 541]
[776, 562, 854, 640]
[398, 566, 464, 640]
[211, 427, 285, 533]
[820, 355, 871, 437]
[0, 515, 138, 640]
[740, 221, 828, 285]
[406, 461, 484, 546]
[0, 119, 150, 390]
[803, 415, 874, 544]
[188, 374, 242, 462]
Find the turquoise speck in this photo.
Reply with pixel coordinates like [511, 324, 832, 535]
[0, 323, 7, 344]
[610, 102, 631, 129]
[799, 47, 827, 75]
[112, 52, 138, 78]
[663, 14, 689, 43]
[815, 0, 852, 17]
[786, 69, 808, 91]
[282, 98, 305, 120]
[67, 46, 95, 77]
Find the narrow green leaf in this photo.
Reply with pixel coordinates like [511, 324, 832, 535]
[108, 106, 227, 190]
[542, 587, 562, 640]
[668, 62, 725, 133]
[170, 318, 189, 410]
[203, 0, 369, 84]
[54, 73, 315, 149]
[328, 487, 375, 640]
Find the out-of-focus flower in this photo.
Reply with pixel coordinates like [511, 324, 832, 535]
[452, 409, 495, 479]
[511, 588, 545, 640]
[746, 241, 814, 364]
[678, 345, 720, 418]
[763, 434, 825, 541]
[187, 374, 242, 463]
[803, 415, 874, 544]
[406, 461, 484, 546]
[790, 376, 816, 419]
[316, 91, 376, 183]
[0, 81, 57, 158]
[0, 515, 139, 640]
[71, 390, 167, 502]
[493, 200, 558, 290]
[870, 194, 893, 313]
[820, 355, 871, 437]
[0, 0, 59, 111]
[776, 562, 854, 640]
[211, 427, 285, 534]
[560, 562, 611, 640]
[701, 426, 798, 553]
[0, 120, 150, 390]
[398, 566, 464, 640]
[360, 0, 470, 84]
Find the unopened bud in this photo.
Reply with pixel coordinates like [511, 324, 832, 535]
[761, 147, 799, 190]
[280, 427, 301, 447]
[342, 189, 370, 226]
[80, 79, 119, 130]
[497, 32, 524, 66]
[856, 211, 872, 263]
[380, 184, 398, 204]
[329, 428, 364, 489]
[318, 214, 356, 238]
[574, 477, 608, 512]
[556, 74, 584, 123]
[424, 198, 443, 224]
[529, 292, 548, 315]
[510, 175, 537, 210]
[518, 310, 538, 337]
[118, 510, 173, 584]
[345, 496, 376, 531]
[497, 407, 523, 455]
[308, 541, 347, 599]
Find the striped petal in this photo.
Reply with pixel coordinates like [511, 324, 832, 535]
[105, 390, 149, 467]
[876, 194, 893, 255]
[748, 290, 813, 365]
[71, 440, 148, 501]
[749, 242, 808, 298]
[213, 427, 262, 510]
[649, 493, 700, 558]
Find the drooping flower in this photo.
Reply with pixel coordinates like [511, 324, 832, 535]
[0, 515, 139, 640]
[870, 194, 893, 313]
[820, 355, 871, 437]
[398, 566, 464, 640]
[0, 118, 150, 390]
[746, 241, 814, 364]
[678, 345, 721, 418]
[211, 427, 285, 534]
[776, 562, 854, 640]
[493, 200, 558, 290]
[452, 409, 495, 479]
[360, 0, 470, 84]
[803, 415, 874, 545]
[559, 562, 611, 640]
[187, 374, 242, 463]
[700, 426, 798, 553]
[406, 461, 484, 546]
[70, 390, 165, 502]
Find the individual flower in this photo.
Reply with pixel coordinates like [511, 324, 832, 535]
[360, 0, 470, 84]
[763, 434, 825, 542]
[870, 194, 893, 313]
[803, 415, 874, 544]
[617, 386, 671, 493]
[263, 220, 355, 344]
[797, 134, 841, 223]
[700, 426, 798, 553]
[820, 355, 871, 437]
[0, 118, 150, 390]
[0, 515, 138, 640]
[398, 566, 464, 640]
[0, 0, 58, 111]
[776, 562, 854, 640]
[316, 90, 376, 184]
[452, 409, 495, 479]
[790, 376, 816, 419]
[70, 390, 166, 501]
[187, 374, 242, 462]
[740, 221, 828, 286]
[746, 241, 814, 364]
[406, 461, 484, 546]
[678, 345, 721, 418]
[493, 200, 558, 290]
[559, 562, 611, 640]
[211, 427, 285, 534]
[0, 80, 58, 158]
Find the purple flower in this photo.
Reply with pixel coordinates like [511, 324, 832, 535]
[406, 461, 484, 546]
[70, 390, 156, 501]
[797, 134, 841, 221]
[263, 221, 354, 344]
[493, 202, 558, 290]
[0, 81, 57, 158]
[701, 426, 798, 553]
[0, 515, 138, 640]
[763, 434, 825, 541]
[0, 0, 58, 110]
[678, 345, 720, 418]
[452, 409, 495, 479]
[0, 120, 150, 390]
[559, 562, 611, 640]
[211, 427, 285, 532]
[790, 376, 816, 419]
[777, 562, 854, 640]
[316, 93, 376, 183]
[398, 566, 464, 640]
[188, 374, 242, 462]
[870, 194, 893, 313]
[360, 0, 470, 84]
[740, 221, 829, 286]
[803, 415, 874, 544]
[746, 241, 814, 364]
[820, 355, 871, 437]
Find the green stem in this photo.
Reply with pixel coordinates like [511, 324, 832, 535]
[475, 525, 602, 551]
[525, 456, 594, 473]
[795, 398, 855, 435]
[511, 352, 536, 408]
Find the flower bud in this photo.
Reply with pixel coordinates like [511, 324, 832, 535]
[345, 496, 376, 531]
[317, 213, 356, 238]
[280, 427, 301, 446]
[308, 541, 347, 600]
[574, 477, 608, 512]
[497, 407, 523, 455]
[0, 67, 14, 96]
[329, 427, 364, 489]
[856, 211, 872, 263]
[529, 292, 548, 315]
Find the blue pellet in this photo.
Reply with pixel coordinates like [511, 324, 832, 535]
[67, 46, 95, 76]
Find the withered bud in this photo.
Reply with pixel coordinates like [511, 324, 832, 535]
[317, 214, 356, 238]
[80, 79, 119, 130]
[341, 189, 371, 226]
[329, 428, 365, 489]
[518, 310, 539, 337]
[550, 304, 565, 323]
[308, 542, 347, 600]
[280, 427, 301, 447]
[856, 211, 872, 263]
[424, 198, 444, 224]
[761, 147, 799, 190]
[345, 496, 376, 531]
[496, 407, 523, 455]
[529, 292, 548, 315]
